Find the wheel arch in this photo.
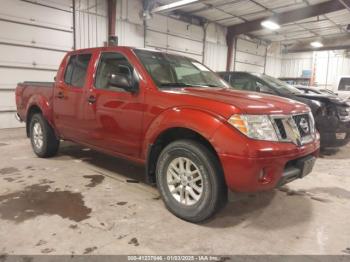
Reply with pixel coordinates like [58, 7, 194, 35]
[25, 94, 54, 137]
[146, 126, 223, 184]
[26, 105, 42, 137]
[144, 107, 226, 184]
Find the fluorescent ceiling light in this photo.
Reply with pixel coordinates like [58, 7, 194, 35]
[310, 41, 323, 48]
[152, 0, 199, 13]
[261, 20, 280, 30]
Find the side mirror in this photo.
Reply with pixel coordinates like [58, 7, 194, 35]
[108, 73, 134, 92]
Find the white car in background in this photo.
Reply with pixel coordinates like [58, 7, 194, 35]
[335, 76, 350, 100]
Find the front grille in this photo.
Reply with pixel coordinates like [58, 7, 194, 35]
[292, 114, 310, 137]
[274, 118, 287, 139]
[271, 113, 315, 146]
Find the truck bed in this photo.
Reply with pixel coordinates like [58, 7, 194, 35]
[21, 81, 55, 87]
[15, 81, 55, 123]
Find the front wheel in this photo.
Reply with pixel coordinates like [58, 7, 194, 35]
[156, 140, 227, 223]
[30, 113, 60, 158]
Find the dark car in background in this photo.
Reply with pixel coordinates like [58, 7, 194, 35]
[295, 86, 338, 97]
[218, 72, 350, 148]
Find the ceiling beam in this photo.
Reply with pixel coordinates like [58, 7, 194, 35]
[285, 35, 350, 52]
[151, 0, 199, 14]
[227, 0, 350, 37]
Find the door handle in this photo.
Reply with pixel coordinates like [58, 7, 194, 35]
[87, 95, 96, 104]
[57, 92, 64, 99]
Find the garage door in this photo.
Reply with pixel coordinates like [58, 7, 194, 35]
[234, 38, 267, 74]
[145, 14, 204, 62]
[0, 0, 74, 129]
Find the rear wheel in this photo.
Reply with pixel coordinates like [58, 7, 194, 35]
[30, 113, 60, 158]
[156, 139, 227, 223]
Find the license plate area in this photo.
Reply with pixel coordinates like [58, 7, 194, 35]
[296, 156, 316, 178]
[336, 133, 346, 140]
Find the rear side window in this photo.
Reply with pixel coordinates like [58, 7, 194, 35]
[339, 78, 350, 91]
[230, 77, 256, 91]
[64, 54, 92, 87]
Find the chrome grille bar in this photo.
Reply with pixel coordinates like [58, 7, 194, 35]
[270, 112, 316, 146]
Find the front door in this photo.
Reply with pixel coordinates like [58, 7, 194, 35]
[53, 53, 92, 141]
[83, 51, 145, 158]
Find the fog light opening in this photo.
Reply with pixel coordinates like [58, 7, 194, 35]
[258, 169, 272, 184]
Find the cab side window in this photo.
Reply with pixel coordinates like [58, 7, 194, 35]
[230, 77, 255, 91]
[256, 80, 275, 94]
[64, 54, 92, 88]
[95, 52, 132, 91]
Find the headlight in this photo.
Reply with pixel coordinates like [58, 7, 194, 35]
[228, 114, 278, 141]
[337, 106, 350, 122]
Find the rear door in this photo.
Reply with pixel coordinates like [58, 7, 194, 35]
[53, 53, 92, 141]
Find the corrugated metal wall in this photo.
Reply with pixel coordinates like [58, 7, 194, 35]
[281, 52, 313, 78]
[280, 50, 350, 89]
[75, 0, 108, 49]
[314, 51, 350, 89]
[265, 42, 282, 78]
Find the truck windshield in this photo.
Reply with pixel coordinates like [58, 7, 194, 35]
[254, 73, 302, 95]
[134, 49, 229, 89]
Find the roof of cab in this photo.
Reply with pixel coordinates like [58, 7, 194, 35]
[67, 46, 190, 59]
[67, 46, 136, 55]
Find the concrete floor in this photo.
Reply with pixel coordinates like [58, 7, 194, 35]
[0, 128, 349, 255]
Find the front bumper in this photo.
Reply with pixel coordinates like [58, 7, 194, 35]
[211, 124, 320, 192]
[316, 116, 350, 148]
[320, 131, 350, 148]
[276, 155, 316, 187]
[219, 145, 319, 192]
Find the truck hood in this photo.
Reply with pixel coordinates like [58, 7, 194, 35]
[164, 87, 310, 115]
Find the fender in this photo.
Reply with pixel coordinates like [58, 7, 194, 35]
[26, 94, 54, 127]
[308, 99, 323, 115]
[141, 107, 226, 159]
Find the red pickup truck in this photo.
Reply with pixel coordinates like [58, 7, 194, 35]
[15, 46, 320, 222]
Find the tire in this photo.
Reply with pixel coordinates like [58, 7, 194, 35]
[29, 113, 60, 158]
[156, 139, 227, 223]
